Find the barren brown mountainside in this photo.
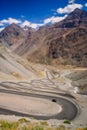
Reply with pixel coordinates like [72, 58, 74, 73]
[0, 23, 27, 49]
[0, 8, 87, 66]
[15, 8, 87, 66]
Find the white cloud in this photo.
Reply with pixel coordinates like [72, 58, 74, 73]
[57, 3, 83, 14]
[0, 18, 21, 25]
[44, 15, 67, 24]
[0, 18, 22, 31]
[0, 23, 4, 26]
[21, 20, 44, 29]
[85, 3, 87, 7]
[21, 20, 31, 27]
[0, 18, 44, 30]
[69, 0, 75, 4]
[30, 23, 43, 29]
[0, 27, 5, 32]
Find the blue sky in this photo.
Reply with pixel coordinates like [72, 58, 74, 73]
[0, 0, 87, 31]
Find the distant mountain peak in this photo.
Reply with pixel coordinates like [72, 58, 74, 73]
[67, 8, 87, 19]
[74, 8, 82, 12]
[9, 23, 18, 26]
[6, 23, 23, 30]
[53, 8, 87, 28]
[0, 23, 26, 46]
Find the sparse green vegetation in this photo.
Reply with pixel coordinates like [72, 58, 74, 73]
[56, 125, 65, 130]
[40, 121, 48, 126]
[0, 120, 18, 130]
[0, 119, 86, 130]
[18, 118, 29, 123]
[31, 126, 44, 130]
[76, 128, 87, 130]
[63, 120, 71, 124]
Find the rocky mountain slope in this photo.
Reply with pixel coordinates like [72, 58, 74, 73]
[0, 23, 27, 49]
[14, 8, 87, 66]
[53, 8, 87, 28]
[0, 8, 87, 67]
[0, 40, 45, 81]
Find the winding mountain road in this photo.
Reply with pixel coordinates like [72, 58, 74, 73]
[0, 81, 79, 120]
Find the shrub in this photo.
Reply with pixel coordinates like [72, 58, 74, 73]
[63, 120, 71, 124]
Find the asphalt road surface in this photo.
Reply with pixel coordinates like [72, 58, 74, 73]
[0, 88, 78, 120]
